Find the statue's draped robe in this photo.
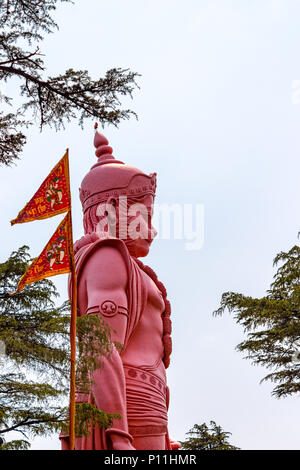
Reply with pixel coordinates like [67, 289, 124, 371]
[60, 236, 170, 450]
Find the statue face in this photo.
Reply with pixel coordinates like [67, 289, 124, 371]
[94, 194, 157, 257]
[126, 194, 157, 257]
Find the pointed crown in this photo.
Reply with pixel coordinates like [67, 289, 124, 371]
[79, 128, 157, 213]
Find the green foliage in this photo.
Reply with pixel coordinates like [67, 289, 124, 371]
[0, 1, 72, 37]
[0, 246, 115, 449]
[73, 403, 120, 439]
[0, 245, 70, 378]
[0, 439, 30, 450]
[0, 0, 139, 166]
[214, 245, 300, 398]
[0, 113, 27, 166]
[181, 421, 239, 450]
[0, 246, 69, 449]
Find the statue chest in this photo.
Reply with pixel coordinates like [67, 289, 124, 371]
[138, 268, 165, 332]
[122, 267, 165, 368]
[142, 269, 165, 314]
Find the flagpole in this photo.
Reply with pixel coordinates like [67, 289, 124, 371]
[69, 233, 77, 451]
[67, 148, 77, 451]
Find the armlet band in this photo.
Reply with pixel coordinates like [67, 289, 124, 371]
[86, 303, 129, 318]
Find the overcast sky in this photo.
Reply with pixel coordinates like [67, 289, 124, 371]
[2, 0, 300, 450]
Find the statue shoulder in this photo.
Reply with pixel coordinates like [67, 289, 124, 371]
[75, 236, 130, 288]
[85, 243, 128, 290]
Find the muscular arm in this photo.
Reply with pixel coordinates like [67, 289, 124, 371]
[80, 245, 134, 450]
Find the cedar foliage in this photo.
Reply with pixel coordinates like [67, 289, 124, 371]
[0, 0, 139, 166]
[181, 422, 239, 450]
[214, 245, 300, 398]
[0, 246, 119, 449]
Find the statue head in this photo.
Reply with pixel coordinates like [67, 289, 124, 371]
[79, 129, 157, 257]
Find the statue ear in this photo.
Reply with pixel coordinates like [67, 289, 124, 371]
[107, 196, 117, 208]
[105, 197, 117, 227]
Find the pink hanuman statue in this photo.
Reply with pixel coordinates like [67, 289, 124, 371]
[60, 131, 176, 450]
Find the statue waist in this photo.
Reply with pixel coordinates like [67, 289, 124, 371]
[123, 364, 167, 397]
[123, 364, 168, 430]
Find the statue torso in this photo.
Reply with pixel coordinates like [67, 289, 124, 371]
[75, 238, 166, 381]
[122, 263, 166, 379]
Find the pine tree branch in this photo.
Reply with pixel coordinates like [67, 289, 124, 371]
[0, 64, 69, 99]
[0, 65, 139, 131]
[0, 414, 64, 434]
[0, 47, 43, 67]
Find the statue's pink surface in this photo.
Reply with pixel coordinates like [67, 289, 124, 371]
[60, 131, 175, 450]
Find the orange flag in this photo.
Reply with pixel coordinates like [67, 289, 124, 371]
[11, 150, 71, 225]
[11, 212, 73, 294]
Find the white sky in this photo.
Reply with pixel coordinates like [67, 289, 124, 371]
[1, 0, 300, 450]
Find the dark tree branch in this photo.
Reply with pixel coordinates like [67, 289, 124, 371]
[0, 414, 64, 434]
[0, 47, 42, 67]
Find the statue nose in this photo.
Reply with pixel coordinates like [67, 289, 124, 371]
[150, 226, 157, 240]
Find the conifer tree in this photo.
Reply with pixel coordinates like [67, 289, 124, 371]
[0, 0, 139, 166]
[0, 246, 118, 449]
[181, 422, 239, 450]
[214, 245, 300, 398]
